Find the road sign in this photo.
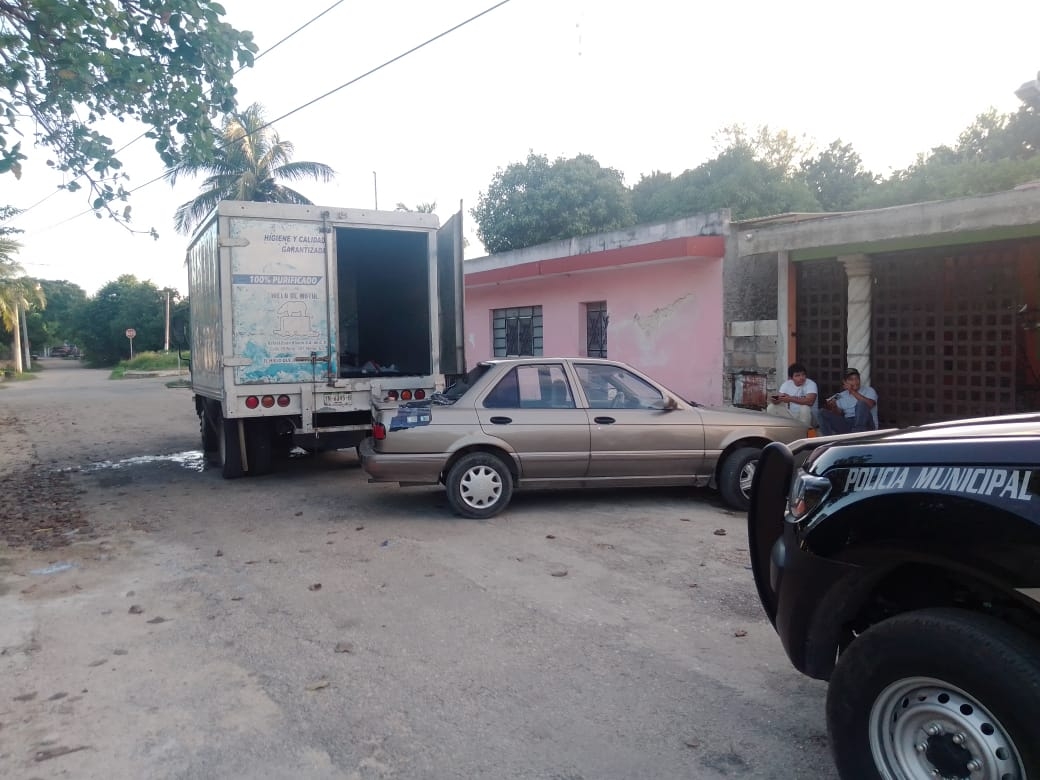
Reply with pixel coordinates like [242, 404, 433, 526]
[125, 328, 137, 338]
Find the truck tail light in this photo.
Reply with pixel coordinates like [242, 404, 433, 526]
[277, 395, 290, 407]
[372, 422, 386, 440]
[245, 396, 259, 409]
[415, 389, 426, 400]
[386, 390, 399, 401]
[261, 395, 275, 408]
[401, 389, 413, 400]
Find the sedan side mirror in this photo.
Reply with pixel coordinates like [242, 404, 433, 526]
[650, 397, 678, 411]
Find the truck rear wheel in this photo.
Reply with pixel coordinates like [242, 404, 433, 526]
[218, 417, 245, 479]
[245, 419, 274, 476]
[827, 608, 1040, 780]
[200, 407, 219, 455]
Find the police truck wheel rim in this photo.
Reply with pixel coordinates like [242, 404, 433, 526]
[869, 676, 1024, 780]
[459, 465, 502, 509]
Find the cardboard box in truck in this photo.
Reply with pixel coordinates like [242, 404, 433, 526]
[186, 201, 465, 478]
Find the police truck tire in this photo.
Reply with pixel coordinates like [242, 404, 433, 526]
[718, 447, 760, 511]
[218, 417, 245, 479]
[446, 453, 513, 519]
[827, 608, 1040, 780]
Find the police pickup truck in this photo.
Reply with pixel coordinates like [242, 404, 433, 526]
[748, 414, 1040, 780]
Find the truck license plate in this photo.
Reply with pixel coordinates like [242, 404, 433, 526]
[322, 392, 352, 407]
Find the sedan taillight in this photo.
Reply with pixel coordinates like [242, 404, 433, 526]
[372, 422, 386, 441]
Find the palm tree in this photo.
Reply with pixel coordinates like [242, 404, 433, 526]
[0, 239, 45, 373]
[167, 103, 336, 235]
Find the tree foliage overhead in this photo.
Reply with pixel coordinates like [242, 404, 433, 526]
[471, 152, 635, 254]
[167, 102, 335, 234]
[0, 0, 257, 213]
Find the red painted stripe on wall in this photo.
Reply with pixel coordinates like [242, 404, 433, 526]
[466, 235, 724, 286]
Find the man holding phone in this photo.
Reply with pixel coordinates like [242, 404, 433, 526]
[766, 362, 818, 427]
[818, 367, 879, 435]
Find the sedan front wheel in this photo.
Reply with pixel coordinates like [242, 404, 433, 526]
[446, 452, 514, 519]
[718, 446, 760, 511]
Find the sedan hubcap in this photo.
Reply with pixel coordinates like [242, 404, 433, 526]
[459, 465, 502, 509]
[739, 460, 757, 498]
[869, 677, 1024, 780]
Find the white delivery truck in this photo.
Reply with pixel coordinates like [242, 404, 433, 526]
[186, 200, 465, 478]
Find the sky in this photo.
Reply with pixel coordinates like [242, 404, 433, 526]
[7, 0, 1040, 296]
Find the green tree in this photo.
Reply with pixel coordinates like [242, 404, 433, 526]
[167, 102, 336, 234]
[0, 206, 45, 371]
[801, 139, 878, 211]
[631, 170, 677, 223]
[633, 146, 820, 223]
[855, 100, 1040, 209]
[76, 275, 168, 365]
[24, 279, 88, 350]
[472, 152, 635, 253]
[0, 0, 256, 217]
[395, 201, 437, 213]
[0, 243, 45, 372]
[713, 124, 812, 175]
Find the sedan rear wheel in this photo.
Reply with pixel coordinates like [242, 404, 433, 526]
[446, 453, 514, 519]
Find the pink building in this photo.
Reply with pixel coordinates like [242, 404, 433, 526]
[464, 213, 728, 404]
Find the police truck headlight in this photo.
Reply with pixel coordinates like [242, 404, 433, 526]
[788, 472, 833, 520]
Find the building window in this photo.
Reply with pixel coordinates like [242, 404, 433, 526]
[492, 306, 543, 357]
[584, 301, 608, 358]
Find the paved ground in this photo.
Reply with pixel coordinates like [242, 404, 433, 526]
[0, 360, 834, 779]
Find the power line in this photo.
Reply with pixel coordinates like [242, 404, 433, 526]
[18, 0, 348, 219]
[38, 0, 513, 233]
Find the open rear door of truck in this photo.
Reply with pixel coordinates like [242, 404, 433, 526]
[437, 209, 465, 377]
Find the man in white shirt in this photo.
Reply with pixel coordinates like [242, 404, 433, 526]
[818, 367, 879, 435]
[766, 362, 818, 427]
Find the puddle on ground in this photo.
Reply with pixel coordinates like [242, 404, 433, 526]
[64, 450, 207, 474]
[30, 562, 76, 575]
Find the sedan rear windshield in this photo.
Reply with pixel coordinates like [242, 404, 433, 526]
[434, 363, 494, 404]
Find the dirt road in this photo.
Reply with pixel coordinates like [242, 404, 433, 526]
[0, 360, 833, 779]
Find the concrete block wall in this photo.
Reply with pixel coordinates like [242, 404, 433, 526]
[723, 319, 779, 406]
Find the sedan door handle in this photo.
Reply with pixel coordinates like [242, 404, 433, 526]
[489, 416, 512, 425]
[594, 416, 616, 425]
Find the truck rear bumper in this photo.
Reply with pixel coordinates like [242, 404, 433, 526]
[358, 438, 444, 485]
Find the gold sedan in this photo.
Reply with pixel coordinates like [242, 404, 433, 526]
[360, 358, 808, 518]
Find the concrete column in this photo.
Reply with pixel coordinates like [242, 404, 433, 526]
[776, 250, 790, 381]
[840, 254, 873, 386]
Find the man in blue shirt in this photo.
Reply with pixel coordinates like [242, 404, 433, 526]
[818, 367, 878, 435]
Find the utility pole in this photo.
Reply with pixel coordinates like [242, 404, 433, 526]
[373, 171, 378, 210]
[164, 289, 171, 352]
